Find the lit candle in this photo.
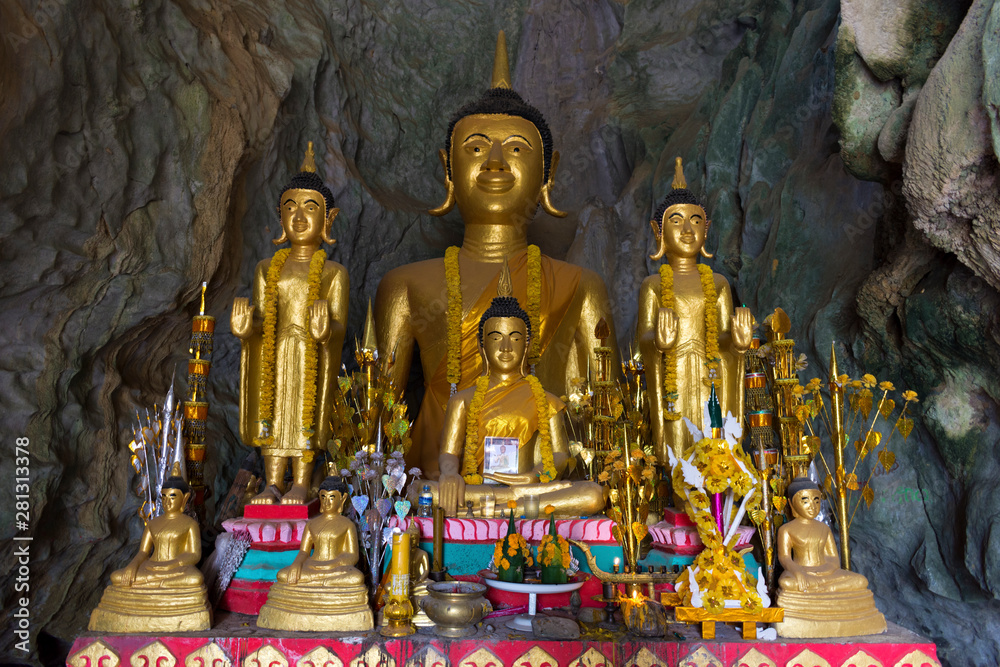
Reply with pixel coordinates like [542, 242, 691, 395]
[612, 557, 620, 574]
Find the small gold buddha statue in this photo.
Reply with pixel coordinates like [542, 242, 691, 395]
[374, 31, 619, 479]
[232, 143, 349, 504]
[774, 478, 887, 638]
[429, 271, 605, 517]
[89, 465, 211, 632]
[637, 158, 753, 463]
[257, 476, 374, 631]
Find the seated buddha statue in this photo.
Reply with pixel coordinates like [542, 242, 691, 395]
[774, 478, 886, 638]
[430, 271, 605, 517]
[89, 465, 211, 632]
[637, 157, 753, 464]
[231, 143, 349, 504]
[257, 476, 373, 631]
[374, 31, 619, 479]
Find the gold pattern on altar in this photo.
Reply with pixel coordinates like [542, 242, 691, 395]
[571, 648, 613, 667]
[515, 646, 558, 667]
[298, 647, 343, 667]
[891, 651, 939, 667]
[785, 649, 830, 667]
[185, 642, 231, 667]
[624, 647, 667, 667]
[456, 648, 502, 667]
[736, 648, 776, 667]
[131, 640, 176, 667]
[349, 647, 394, 667]
[405, 647, 448, 667]
[678, 645, 722, 667]
[244, 645, 288, 667]
[69, 640, 120, 667]
[840, 650, 882, 667]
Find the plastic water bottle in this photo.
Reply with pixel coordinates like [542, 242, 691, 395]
[417, 485, 433, 517]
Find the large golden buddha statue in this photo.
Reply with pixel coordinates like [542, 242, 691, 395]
[257, 476, 374, 631]
[89, 466, 211, 632]
[431, 274, 605, 517]
[374, 32, 618, 478]
[232, 144, 349, 504]
[774, 478, 886, 638]
[637, 158, 752, 463]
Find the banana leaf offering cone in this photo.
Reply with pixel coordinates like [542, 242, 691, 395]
[494, 500, 533, 582]
[539, 505, 570, 584]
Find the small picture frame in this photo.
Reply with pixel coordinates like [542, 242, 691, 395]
[483, 436, 519, 477]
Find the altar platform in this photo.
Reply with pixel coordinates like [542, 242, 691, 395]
[69, 611, 940, 667]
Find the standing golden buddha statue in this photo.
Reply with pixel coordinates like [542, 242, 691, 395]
[232, 144, 349, 504]
[89, 465, 212, 632]
[637, 158, 753, 463]
[374, 32, 619, 479]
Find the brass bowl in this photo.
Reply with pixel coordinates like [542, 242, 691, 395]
[420, 581, 490, 637]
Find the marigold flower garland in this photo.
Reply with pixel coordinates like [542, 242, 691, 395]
[445, 246, 543, 388]
[658, 263, 720, 420]
[462, 374, 556, 484]
[254, 248, 326, 450]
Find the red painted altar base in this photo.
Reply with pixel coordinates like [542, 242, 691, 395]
[68, 614, 940, 667]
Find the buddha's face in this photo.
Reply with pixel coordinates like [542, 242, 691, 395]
[279, 189, 328, 245]
[450, 114, 545, 220]
[660, 203, 709, 258]
[789, 488, 822, 520]
[161, 487, 189, 514]
[482, 316, 528, 375]
[319, 488, 346, 515]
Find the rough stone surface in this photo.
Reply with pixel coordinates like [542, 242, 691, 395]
[0, 1, 998, 666]
[532, 614, 580, 639]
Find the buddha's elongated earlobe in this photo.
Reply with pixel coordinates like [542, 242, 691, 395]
[429, 149, 456, 216]
[649, 219, 666, 260]
[272, 206, 288, 245]
[700, 219, 713, 258]
[322, 207, 339, 246]
[540, 151, 567, 218]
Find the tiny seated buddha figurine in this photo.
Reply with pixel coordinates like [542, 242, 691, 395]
[431, 268, 605, 517]
[232, 143, 349, 504]
[89, 465, 211, 632]
[637, 157, 753, 464]
[257, 476, 374, 631]
[774, 478, 887, 638]
[375, 31, 619, 479]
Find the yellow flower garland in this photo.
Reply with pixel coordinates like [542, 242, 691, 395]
[462, 376, 490, 484]
[658, 263, 720, 420]
[445, 246, 543, 387]
[462, 374, 557, 484]
[444, 246, 462, 386]
[254, 248, 326, 449]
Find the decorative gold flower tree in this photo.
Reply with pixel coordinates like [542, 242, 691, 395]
[793, 345, 919, 569]
[599, 448, 658, 573]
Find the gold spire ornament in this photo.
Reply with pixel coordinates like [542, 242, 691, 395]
[671, 156, 686, 190]
[491, 31, 512, 89]
[183, 281, 215, 521]
[300, 141, 318, 173]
